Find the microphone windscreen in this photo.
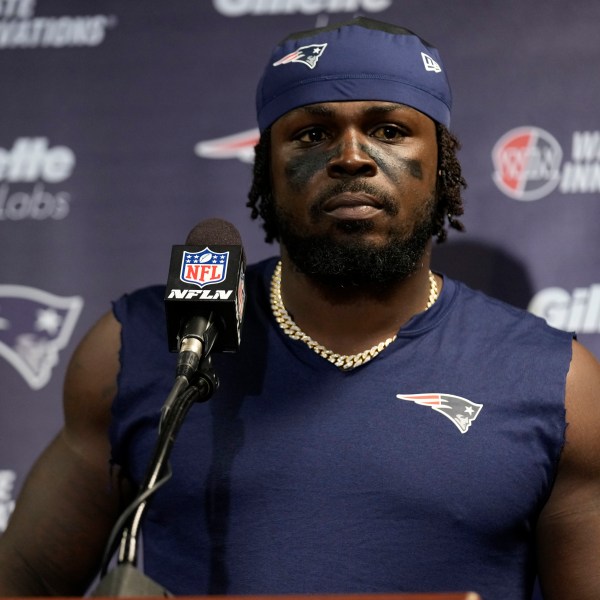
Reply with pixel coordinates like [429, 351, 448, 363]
[185, 218, 242, 246]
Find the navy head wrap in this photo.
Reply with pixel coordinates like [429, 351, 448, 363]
[256, 17, 452, 132]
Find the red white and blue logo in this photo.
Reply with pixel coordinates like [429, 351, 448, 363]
[272, 43, 328, 70]
[180, 248, 229, 288]
[194, 128, 258, 163]
[396, 393, 483, 434]
[492, 126, 563, 201]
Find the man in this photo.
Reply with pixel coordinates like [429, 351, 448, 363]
[0, 17, 599, 600]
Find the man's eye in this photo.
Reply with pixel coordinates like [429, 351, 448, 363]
[372, 125, 405, 140]
[296, 128, 327, 143]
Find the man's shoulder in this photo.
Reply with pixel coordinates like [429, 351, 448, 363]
[112, 284, 166, 320]
[445, 275, 574, 343]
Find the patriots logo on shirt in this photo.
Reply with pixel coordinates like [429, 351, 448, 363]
[272, 43, 328, 70]
[0, 285, 83, 390]
[396, 393, 483, 434]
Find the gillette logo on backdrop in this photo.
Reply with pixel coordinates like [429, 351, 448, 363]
[0, 137, 75, 220]
[213, 0, 392, 16]
[529, 284, 600, 336]
[492, 127, 600, 200]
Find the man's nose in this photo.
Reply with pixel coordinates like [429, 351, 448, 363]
[326, 130, 377, 178]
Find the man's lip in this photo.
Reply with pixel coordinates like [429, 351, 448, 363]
[321, 192, 383, 212]
[321, 193, 384, 220]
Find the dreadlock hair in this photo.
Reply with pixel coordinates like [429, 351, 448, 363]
[246, 122, 466, 244]
[432, 123, 467, 243]
[247, 127, 277, 244]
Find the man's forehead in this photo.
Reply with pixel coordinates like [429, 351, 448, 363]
[277, 101, 431, 123]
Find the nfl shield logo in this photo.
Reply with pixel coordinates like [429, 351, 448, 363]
[180, 248, 229, 288]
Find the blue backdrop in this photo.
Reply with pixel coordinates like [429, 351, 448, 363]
[1, 2, 599, 597]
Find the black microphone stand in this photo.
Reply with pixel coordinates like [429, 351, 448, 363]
[91, 358, 219, 597]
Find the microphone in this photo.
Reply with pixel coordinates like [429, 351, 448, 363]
[95, 219, 246, 595]
[164, 218, 246, 380]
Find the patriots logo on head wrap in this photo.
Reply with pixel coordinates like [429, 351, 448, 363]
[272, 43, 327, 70]
[396, 393, 483, 434]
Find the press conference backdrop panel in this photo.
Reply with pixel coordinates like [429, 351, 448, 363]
[1, 3, 598, 598]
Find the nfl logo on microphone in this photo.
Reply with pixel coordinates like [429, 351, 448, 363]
[180, 248, 229, 288]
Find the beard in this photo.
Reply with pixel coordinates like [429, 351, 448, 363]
[273, 182, 437, 289]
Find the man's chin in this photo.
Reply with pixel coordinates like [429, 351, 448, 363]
[282, 234, 428, 288]
[330, 217, 376, 235]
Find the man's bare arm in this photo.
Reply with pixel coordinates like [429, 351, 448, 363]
[537, 340, 600, 600]
[0, 311, 134, 596]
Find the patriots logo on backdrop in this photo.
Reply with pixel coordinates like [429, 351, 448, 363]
[396, 393, 483, 434]
[180, 248, 229, 288]
[0, 285, 83, 390]
[194, 128, 258, 163]
[273, 43, 328, 70]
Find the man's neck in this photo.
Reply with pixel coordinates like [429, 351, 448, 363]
[276, 249, 438, 357]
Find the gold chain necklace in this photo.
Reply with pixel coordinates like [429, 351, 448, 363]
[270, 261, 439, 371]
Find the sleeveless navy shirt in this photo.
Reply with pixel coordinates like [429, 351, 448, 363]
[110, 257, 572, 599]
